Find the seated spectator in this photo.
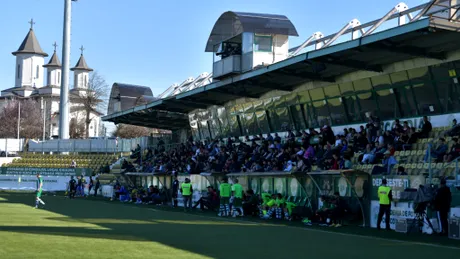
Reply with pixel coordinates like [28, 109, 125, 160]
[316, 195, 335, 226]
[446, 119, 460, 137]
[424, 138, 448, 163]
[444, 138, 460, 162]
[70, 160, 77, 168]
[372, 151, 397, 175]
[361, 144, 376, 164]
[193, 186, 219, 211]
[342, 155, 352, 169]
[396, 166, 407, 175]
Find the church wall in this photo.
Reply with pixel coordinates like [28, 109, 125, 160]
[47, 68, 61, 87]
[15, 54, 45, 88]
[73, 71, 88, 89]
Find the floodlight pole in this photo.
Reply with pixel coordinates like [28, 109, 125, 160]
[59, 0, 75, 139]
[17, 100, 21, 139]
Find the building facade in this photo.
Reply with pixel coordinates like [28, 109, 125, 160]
[1, 22, 102, 138]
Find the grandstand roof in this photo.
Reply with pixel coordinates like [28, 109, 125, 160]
[103, 2, 460, 130]
[107, 83, 155, 115]
[205, 11, 298, 52]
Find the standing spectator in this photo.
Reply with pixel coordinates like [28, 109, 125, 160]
[435, 179, 451, 236]
[377, 179, 392, 230]
[94, 177, 100, 197]
[88, 176, 94, 195]
[172, 175, 179, 207]
[180, 178, 193, 212]
[420, 116, 432, 138]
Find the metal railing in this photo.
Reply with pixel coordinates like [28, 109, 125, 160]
[289, 0, 460, 56]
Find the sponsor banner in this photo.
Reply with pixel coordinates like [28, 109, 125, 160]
[370, 200, 415, 229]
[371, 175, 425, 201]
[0, 175, 70, 191]
[101, 185, 114, 198]
[0, 167, 92, 176]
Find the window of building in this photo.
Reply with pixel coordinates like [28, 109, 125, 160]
[36, 65, 39, 79]
[17, 65, 21, 79]
[375, 89, 400, 120]
[342, 95, 362, 123]
[254, 34, 272, 52]
[395, 86, 417, 117]
[327, 98, 347, 125]
[356, 91, 378, 120]
[242, 112, 257, 135]
[324, 85, 341, 98]
[84, 75, 88, 87]
[255, 110, 270, 133]
[312, 100, 331, 126]
[58, 72, 61, 85]
[289, 105, 306, 130]
[303, 103, 319, 128]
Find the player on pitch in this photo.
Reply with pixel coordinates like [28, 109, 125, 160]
[35, 173, 45, 209]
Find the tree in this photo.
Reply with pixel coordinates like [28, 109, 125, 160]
[69, 117, 86, 139]
[0, 99, 43, 139]
[72, 71, 109, 138]
[112, 124, 151, 138]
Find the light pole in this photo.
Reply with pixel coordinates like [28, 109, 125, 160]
[59, 0, 77, 140]
[41, 97, 46, 141]
[17, 100, 20, 139]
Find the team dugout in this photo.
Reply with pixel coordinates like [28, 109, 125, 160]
[104, 1, 460, 141]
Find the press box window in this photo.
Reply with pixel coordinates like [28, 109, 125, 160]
[254, 35, 272, 52]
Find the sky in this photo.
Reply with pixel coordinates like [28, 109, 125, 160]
[0, 0, 429, 100]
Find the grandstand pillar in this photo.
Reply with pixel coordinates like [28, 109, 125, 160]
[451, 0, 460, 20]
[58, 0, 73, 140]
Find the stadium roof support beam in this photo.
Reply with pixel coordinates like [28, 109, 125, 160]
[362, 3, 410, 37]
[411, 0, 442, 22]
[276, 69, 335, 83]
[322, 19, 362, 48]
[315, 58, 383, 72]
[289, 32, 324, 57]
[369, 41, 446, 60]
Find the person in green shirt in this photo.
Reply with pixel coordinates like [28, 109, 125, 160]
[261, 194, 277, 219]
[180, 178, 193, 212]
[34, 173, 45, 209]
[231, 178, 244, 217]
[274, 193, 286, 219]
[219, 177, 231, 217]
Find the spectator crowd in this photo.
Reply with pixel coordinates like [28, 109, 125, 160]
[119, 115, 460, 176]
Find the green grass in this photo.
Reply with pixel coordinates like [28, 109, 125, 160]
[0, 193, 459, 259]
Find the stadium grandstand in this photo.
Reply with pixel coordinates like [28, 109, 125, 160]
[98, 0, 460, 230]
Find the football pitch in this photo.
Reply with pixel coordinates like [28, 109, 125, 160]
[0, 193, 459, 259]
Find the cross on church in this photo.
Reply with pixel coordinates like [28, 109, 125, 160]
[53, 42, 58, 52]
[28, 18, 35, 29]
[80, 45, 85, 55]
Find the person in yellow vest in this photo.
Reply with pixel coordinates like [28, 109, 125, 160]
[231, 178, 244, 217]
[181, 178, 193, 212]
[377, 178, 392, 230]
[219, 177, 231, 217]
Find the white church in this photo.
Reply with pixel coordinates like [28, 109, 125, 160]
[0, 20, 102, 138]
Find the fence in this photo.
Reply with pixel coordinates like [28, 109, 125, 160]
[27, 137, 170, 153]
[0, 139, 25, 155]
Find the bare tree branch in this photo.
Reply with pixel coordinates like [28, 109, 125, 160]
[71, 71, 109, 138]
[0, 99, 43, 139]
[112, 124, 152, 138]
